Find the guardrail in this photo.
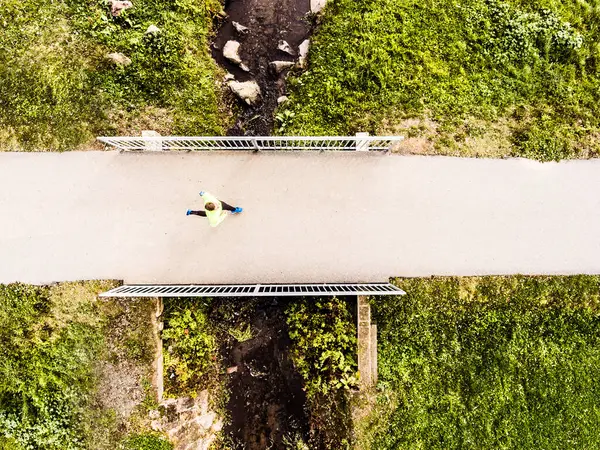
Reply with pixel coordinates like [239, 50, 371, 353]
[97, 135, 405, 152]
[99, 283, 407, 297]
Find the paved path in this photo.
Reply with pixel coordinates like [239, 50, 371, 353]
[1, 151, 599, 284]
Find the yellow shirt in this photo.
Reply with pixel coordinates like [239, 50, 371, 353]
[202, 192, 227, 227]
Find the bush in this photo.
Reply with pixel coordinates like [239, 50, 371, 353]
[286, 297, 358, 396]
[162, 299, 216, 396]
[0, 283, 104, 449]
[286, 297, 357, 448]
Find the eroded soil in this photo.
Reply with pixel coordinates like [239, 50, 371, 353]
[212, 0, 312, 135]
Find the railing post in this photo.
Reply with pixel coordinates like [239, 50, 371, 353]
[253, 138, 260, 152]
[356, 132, 369, 152]
[142, 130, 163, 151]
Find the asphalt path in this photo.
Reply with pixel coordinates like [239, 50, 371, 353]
[0, 151, 599, 284]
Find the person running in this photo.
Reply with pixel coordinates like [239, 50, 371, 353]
[186, 191, 243, 227]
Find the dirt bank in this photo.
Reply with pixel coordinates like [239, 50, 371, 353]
[212, 0, 312, 135]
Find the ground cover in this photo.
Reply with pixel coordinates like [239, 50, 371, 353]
[0, 281, 161, 449]
[162, 297, 308, 449]
[283, 0, 600, 160]
[356, 275, 600, 449]
[161, 296, 360, 449]
[0, 0, 229, 151]
[286, 297, 358, 449]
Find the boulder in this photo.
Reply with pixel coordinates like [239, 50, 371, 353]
[195, 412, 216, 430]
[311, 0, 327, 13]
[176, 396, 195, 413]
[223, 40, 242, 65]
[211, 418, 224, 432]
[109, 0, 133, 17]
[277, 40, 296, 56]
[277, 96, 289, 104]
[270, 61, 295, 74]
[298, 40, 310, 69]
[224, 73, 235, 81]
[232, 21, 249, 35]
[239, 63, 251, 72]
[145, 24, 160, 35]
[105, 52, 132, 67]
[228, 80, 261, 105]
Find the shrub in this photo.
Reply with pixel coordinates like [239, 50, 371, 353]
[286, 297, 357, 449]
[0, 283, 104, 449]
[162, 299, 216, 396]
[286, 297, 358, 396]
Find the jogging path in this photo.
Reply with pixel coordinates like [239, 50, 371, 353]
[1, 151, 599, 284]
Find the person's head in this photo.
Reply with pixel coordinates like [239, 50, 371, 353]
[205, 202, 216, 211]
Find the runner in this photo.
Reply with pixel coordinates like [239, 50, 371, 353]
[187, 191, 243, 227]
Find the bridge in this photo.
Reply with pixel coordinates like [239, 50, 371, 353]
[1, 139, 599, 287]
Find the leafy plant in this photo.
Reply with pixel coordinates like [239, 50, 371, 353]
[162, 299, 216, 396]
[227, 323, 255, 342]
[286, 297, 357, 448]
[286, 297, 358, 396]
[275, 110, 296, 133]
[0, 283, 105, 449]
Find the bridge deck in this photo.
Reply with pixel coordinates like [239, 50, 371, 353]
[0, 151, 599, 284]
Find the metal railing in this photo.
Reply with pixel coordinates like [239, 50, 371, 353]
[99, 283, 406, 298]
[97, 136, 404, 152]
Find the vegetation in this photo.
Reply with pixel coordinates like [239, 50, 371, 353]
[0, 0, 229, 151]
[162, 298, 217, 397]
[0, 282, 106, 449]
[286, 297, 358, 396]
[286, 297, 358, 448]
[284, 0, 600, 160]
[120, 433, 173, 450]
[359, 276, 600, 449]
[0, 282, 161, 449]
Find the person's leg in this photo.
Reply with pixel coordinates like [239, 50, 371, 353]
[219, 200, 236, 212]
[188, 210, 206, 217]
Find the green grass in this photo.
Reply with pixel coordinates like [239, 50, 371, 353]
[360, 276, 600, 449]
[0, 0, 228, 151]
[283, 0, 600, 160]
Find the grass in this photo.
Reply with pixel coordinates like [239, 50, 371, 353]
[358, 275, 600, 449]
[0, 0, 230, 151]
[0, 281, 160, 449]
[283, 0, 600, 160]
